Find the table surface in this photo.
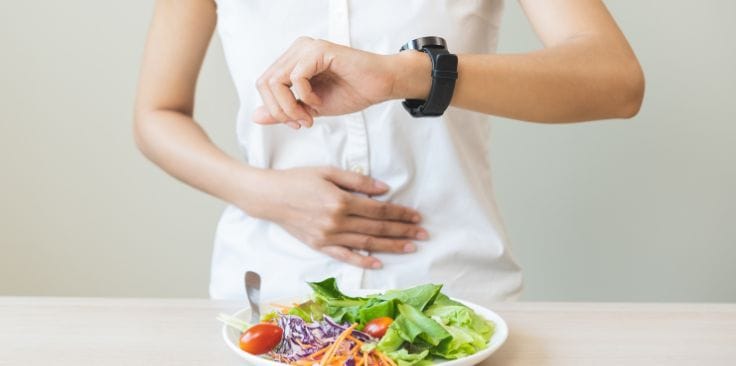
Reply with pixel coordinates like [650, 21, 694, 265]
[1, 297, 735, 366]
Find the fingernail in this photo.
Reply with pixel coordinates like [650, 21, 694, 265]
[416, 230, 428, 240]
[411, 214, 421, 223]
[297, 119, 308, 127]
[371, 261, 382, 269]
[404, 243, 416, 253]
[373, 181, 389, 190]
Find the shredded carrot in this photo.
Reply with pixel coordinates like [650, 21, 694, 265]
[346, 335, 364, 344]
[290, 360, 313, 366]
[333, 342, 355, 365]
[288, 323, 399, 366]
[320, 324, 358, 366]
[306, 346, 330, 359]
[374, 350, 396, 366]
[371, 352, 383, 366]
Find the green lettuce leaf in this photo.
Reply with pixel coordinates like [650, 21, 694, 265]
[424, 294, 495, 359]
[377, 284, 442, 311]
[326, 304, 363, 323]
[431, 324, 487, 359]
[358, 298, 397, 324]
[385, 349, 432, 366]
[287, 300, 325, 321]
[308, 277, 361, 301]
[377, 303, 451, 352]
[307, 278, 369, 323]
[303, 278, 494, 364]
[376, 324, 404, 351]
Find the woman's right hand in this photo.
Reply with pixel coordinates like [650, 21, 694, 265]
[239, 166, 428, 269]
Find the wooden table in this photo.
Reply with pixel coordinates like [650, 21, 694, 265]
[1, 298, 735, 365]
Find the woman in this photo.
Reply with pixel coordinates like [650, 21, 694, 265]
[134, 0, 644, 303]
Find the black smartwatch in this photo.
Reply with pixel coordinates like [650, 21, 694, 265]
[399, 36, 458, 117]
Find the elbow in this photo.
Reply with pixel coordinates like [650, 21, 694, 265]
[132, 109, 146, 153]
[132, 106, 154, 157]
[615, 61, 645, 119]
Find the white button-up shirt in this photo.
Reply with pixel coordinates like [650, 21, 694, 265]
[210, 0, 522, 304]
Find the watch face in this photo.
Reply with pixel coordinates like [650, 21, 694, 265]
[401, 36, 447, 51]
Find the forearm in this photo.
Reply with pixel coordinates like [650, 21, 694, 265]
[455, 41, 644, 122]
[393, 39, 644, 123]
[133, 110, 264, 212]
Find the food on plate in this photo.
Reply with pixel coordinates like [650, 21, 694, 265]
[219, 277, 495, 365]
[239, 323, 284, 354]
[363, 317, 393, 338]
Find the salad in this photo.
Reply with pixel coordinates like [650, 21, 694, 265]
[219, 278, 495, 366]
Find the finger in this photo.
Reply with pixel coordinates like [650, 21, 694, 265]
[321, 245, 382, 269]
[347, 196, 421, 223]
[305, 104, 320, 118]
[252, 105, 279, 124]
[327, 233, 416, 254]
[255, 76, 290, 123]
[291, 61, 322, 107]
[270, 78, 313, 127]
[252, 106, 301, 128]
[341, 217, 428, 240]
[322, 168, 389, 195]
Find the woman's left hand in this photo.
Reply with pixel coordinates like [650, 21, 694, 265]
[251, 37, 427, 129]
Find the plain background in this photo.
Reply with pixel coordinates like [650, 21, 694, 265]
[1, 1, 734, 301]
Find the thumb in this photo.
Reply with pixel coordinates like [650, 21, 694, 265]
[323, 168, 390, 195]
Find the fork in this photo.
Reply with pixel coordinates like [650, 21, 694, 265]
[245, 271, 261, 324]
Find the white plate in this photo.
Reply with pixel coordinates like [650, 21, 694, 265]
[222, 290, 508, 366]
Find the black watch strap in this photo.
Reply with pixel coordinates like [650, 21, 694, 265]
[402, 47, 458, 117]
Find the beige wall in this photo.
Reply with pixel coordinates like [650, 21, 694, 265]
[1, 1, 734, 301]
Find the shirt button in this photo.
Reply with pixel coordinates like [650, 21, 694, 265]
[351, 165, 365, 175]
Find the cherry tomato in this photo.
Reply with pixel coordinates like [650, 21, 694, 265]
[363, 317, 393, 338]
[239, 323, 283, 355]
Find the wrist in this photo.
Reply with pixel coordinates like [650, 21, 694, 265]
[388, 51, 432, 100]
[228, 165, 274, 219]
